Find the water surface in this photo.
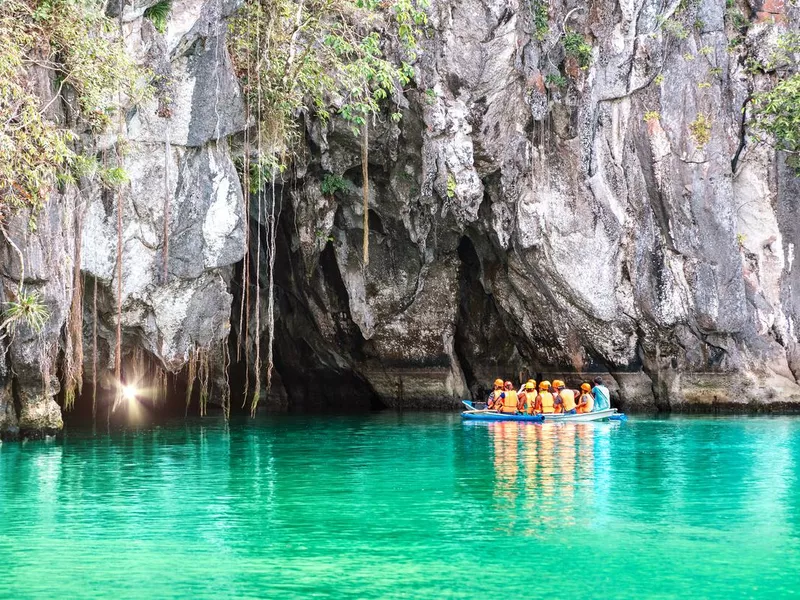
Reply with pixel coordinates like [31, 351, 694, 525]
[2, 414, 799, 598]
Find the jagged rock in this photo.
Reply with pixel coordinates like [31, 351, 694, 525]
[263, 0, 800, 411]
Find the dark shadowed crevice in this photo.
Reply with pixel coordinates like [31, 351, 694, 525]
[454, 236, 479, 396]
[267, 203, 384, 412]
[453, 235, 526, 401]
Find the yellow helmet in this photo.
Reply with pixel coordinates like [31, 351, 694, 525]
[494, 378, 503, 388]
[539, 380, 551, 390]
[525, 382, 536, 391]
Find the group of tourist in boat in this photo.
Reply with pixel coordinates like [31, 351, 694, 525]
[487, 377, 611, 416]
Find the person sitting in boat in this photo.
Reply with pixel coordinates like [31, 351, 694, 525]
[592, 377, 611, 411]
[551, 380, 564, 413]
[517, 378, 535, 395]
[556, 381, 577, 415]
[576, 383, 594, 413]
[535, 381, 555, 414]
[487, 378, 504, 409]
[518, 380, 537, 414]
[497, 381, 519, 414]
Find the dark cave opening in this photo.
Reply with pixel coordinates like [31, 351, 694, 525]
[453, 235, 532, 402]
[224, 193, 384, 414]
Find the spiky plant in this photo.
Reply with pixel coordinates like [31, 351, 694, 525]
[1, 289, 50, 337]
[144, 0, 171, 34]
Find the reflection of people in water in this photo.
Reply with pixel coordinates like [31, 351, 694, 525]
[491, 422, 519, 511]
[556, 424, 577, 522]
[576, 422, 595, 481]
[487, 421, 598, 530]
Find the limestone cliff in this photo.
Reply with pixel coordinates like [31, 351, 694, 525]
[2, 0, 799, 438]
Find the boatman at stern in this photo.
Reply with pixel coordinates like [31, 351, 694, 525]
[592, 377, 611, 411]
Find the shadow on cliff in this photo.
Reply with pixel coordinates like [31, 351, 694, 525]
[226, 188, 385, 413]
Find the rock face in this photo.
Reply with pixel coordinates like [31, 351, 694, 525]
[270, 0, 800, 413]
[2, 0, 800, 438]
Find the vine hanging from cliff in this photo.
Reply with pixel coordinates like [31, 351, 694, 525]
[228, 0, 428, 414]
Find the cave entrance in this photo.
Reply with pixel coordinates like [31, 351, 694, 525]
[225, 196, 384, 414]
[454, 235, 534, 401]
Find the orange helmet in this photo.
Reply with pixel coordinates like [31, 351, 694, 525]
[581, 383, 591, 392]
[494, 378, 503, 388]
[552, 379, 565, 389]
[539, 381, 551, 390]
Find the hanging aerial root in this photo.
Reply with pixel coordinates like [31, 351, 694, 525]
[92, 276, 98, 421]
[198, 347, 210, 417]
[153, 365, 167, 405]
[361, 124, 369, 267]
[185, 347, 198, 416]
[222, 335, 231, 421]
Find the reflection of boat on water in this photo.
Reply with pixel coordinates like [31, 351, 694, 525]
[461, 400, 627, 423]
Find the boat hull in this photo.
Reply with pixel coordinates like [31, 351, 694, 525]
[461, 411, 544, 422]
[460, 406, 622, 423]
[540, 408, 619, 422]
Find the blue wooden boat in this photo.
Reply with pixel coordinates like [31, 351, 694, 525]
[461, 400, 626, 423]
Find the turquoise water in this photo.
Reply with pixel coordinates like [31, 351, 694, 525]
[2, 414, 800, 598]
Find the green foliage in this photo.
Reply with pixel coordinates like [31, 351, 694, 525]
[245, 155, 285, 194]
[315, 229, 335, 243]
[699, 46, 714, 56]
[749, 34, 800, 172]
[752, 74, 800, 172]
[662, 18, 688, 40]
[563, 32, 592, 69]
[698, 81, 711, 89]
[654, 73, 664, 85]
[710, 67, 723, 77]
[683, 52, 695, 61]
[736, 232, 746, 246]
[46, 1, 148, 129]
[0, 0, 147, 219]
[100, 166, 129, 188]
[728, 36, 744, 51]
[727, 8, 748, 30]
[446, 173, 456, 198]
[529, 0, 549, 41]
[320, 173, 349, 196]
[643, 111, 660, 123]
[144, 0, 172, 34]
[761, 33, 800, 72]
[424, 88, 437, 104]
[228, 0, 429, 160]
[690, 113, 712, 146]
[1, 289, 50, 336]
[545, 73, 567, 88]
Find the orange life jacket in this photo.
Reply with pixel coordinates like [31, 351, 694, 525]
[521, 391, 536, 414]
[538, 391, 555, 414]
[560, 389, 576, 412]
[500, 390, 518, 413]
[577, 392, 594, 413]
